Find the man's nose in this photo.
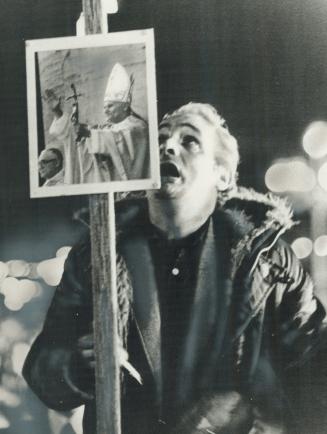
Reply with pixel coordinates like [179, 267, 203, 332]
[160, 138, 180, 157]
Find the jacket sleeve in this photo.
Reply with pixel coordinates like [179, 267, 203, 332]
[267, 241, 327, 432]
[22, 238, 94, 411]
[267, 240, 326, 369]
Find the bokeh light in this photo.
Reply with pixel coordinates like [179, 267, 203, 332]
[0, 319, 26, 342]
[56, 246, 72, 258]
[0, 386, 21, 408]
[0, 413, 10, 429]
[7, 260, 30, 278]
[303, 121, 327, 159]
[314, 235, 327, 256]
[0, 336, 10, 354]
[0, 262, 9, 281]
[4, 298, 24, 311]
[19, 279, 41, 302]
[291, 237, 313, 259]
[1, 277, 19, 296]
[318, 162, 327, 192]
[37, 256, 66, 286]
[11, 342, 30, 375]
[265, 159, 316, 193]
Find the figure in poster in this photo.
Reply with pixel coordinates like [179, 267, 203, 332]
[23, 103, 327, 434]
[45, 89, 82, 185]
[81, 62, 150, 183]
[38, 148, 65, 187]
[44, 63, 149, 185]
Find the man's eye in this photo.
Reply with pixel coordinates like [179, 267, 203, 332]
[158, 134, 168, 145]
[182, 135, 200, 150]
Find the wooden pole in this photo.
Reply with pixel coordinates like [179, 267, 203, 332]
[82, 1, 121, 433]
[89, 193, 121, 434]
[82, 0, 108, 34]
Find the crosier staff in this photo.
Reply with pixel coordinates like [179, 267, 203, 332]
[66, 84, 89, 143]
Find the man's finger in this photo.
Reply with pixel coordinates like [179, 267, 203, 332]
[80, 349, 94, 361]
[77, 334, 94, 348]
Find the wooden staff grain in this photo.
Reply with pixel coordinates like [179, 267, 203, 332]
[83, 1, 121, 432]
[82, 0, 104, 34]
[89, 194, 121, 434]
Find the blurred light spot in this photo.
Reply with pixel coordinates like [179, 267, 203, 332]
[291, 237, 313, 259]
[4, 298, 24, 311]
[56, 246, 72, 258]
[1, 277, 19, 296]
[19, 279, 41, 302]
[0, 262, 9, 281]
[27, 263, 40, 279]
[2, 279, 33, 309]
[0, 412, 10, 429]
[37, 256, 66, 286]
[303, 121, 327, 159]
[6, 260, 30, 278]
[11, 343, 30, 375]
[22, 413, 33, 421]
[0, 337, 10, 354]
[314, 235, 327, 256]
[0, 386, 21, 408]
[0, 319, 25, 342]
[265, 159, 316, 193]
[2, 374, 21, 391]
[318, 162, 327, 192]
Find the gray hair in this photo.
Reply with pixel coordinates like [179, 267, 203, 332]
[162, 102, 240, 196]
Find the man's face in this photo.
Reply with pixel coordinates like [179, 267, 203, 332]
[103, 100, 129, 124]
[38, 150, 61, 180]
[157, 112, 220, 199]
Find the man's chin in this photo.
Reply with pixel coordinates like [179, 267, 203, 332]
[155, 178, 185, 199]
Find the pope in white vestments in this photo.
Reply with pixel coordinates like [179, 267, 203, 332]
[46, 63, 149, 184]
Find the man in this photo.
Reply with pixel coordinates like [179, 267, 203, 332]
[38, 148, 64, 187]
[24, 103, 327, 433]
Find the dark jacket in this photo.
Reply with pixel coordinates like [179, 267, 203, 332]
[23, 189, 327, 433]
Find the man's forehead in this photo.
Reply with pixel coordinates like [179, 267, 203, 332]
[159, 112, 215, 132]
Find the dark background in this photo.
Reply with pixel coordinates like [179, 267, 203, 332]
[1, 0, 327, 262]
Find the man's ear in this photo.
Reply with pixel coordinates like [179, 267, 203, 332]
[214, 164, 232, 191]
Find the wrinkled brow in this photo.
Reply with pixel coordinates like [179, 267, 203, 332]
[159, 122, 201, 133]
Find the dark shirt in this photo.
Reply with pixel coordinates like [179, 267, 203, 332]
[149, 221, 209, 421]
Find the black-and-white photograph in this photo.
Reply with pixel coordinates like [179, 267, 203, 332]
[2, 1, 327, 434]
[26, 30, 159, 197]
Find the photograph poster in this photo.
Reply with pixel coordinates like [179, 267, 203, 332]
[26, 29, 159, 197]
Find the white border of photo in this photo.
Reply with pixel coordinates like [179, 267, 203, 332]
[26, 28, 160, 198]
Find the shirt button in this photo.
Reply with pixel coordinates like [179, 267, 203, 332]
[172, 267, 179, 276]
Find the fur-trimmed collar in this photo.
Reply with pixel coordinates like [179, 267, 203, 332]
[222, 187, 295, 279]
[116, 187, 295, 277]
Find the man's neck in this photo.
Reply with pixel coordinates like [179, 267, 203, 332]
[148, 193, 217, 240]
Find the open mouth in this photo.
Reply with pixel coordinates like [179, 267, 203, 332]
[160, 161, 181, 178]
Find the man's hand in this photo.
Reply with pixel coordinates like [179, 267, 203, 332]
[76, 333, 95, 369]
[74, 123, 91, 141]
[44, 89, 62, 112]
[74, 333, 142, 385]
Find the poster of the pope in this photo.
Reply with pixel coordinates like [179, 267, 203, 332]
[26, 29, 159, 198]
